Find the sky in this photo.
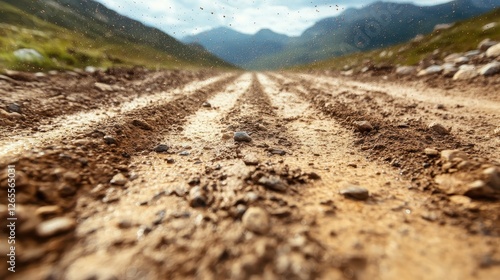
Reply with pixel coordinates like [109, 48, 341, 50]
[94, 0, 454, 39]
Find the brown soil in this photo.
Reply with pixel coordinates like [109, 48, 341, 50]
[0, 70, 499, 280]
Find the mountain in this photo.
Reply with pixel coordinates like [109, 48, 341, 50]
[295, 7, 500, 71]
[248, 0, 500, 70]
[0, 0, 235, 71]
[183, 27, 292, 68]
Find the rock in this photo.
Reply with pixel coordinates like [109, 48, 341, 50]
[479, 62, 500, 76]
[464, 180, 497, 199]
[486, 43, 500, 58]
[179, 151, 190, 156]
[454, 56, 469, 65]
[434, 23, 454, 31]
[13, 48, 44, 61]
[482, 22, 498, 31]
[154, 144, 169, 153]
[444, 53, 463, 63]
[94, 82, 114, 92]
[424, 148, 439, 156]
[234, 131, 252, 142]
[36, 217, 76, 237]
[412, 34, 425, 43]
[103, 135, 117, 145]
[242, 207, 270, 234]
[85, 66, 97, 73]
[35, 206, 62, 217]
[441, 150, 468, 162]
[428, 122, 450, 135]
[243, 153, 260, 166]
[442, 63, 458, 77]
[418, 65, 443, 76]
[189, 186, 207, 207]
[478, 39, 498, 51]
[464, 50, 481, 57]
[353, 121, 373, 132]
[340, 185, 369, 200]
[453, 66, 479, 80]
[58, 184, 77, 197]
[132, 119, 153, 130]
[7, 103, 21, 114]
[258, 176, 288, 192]
[449, 195, 472, 206]
[202, 102, 211, 108]
[395, 66, 417, 76]
[35, 72, 47, 78]
[483, 167, 500, 190]
[269, 148, 286, 156]
[110, 173, 128, 186]
[4, 69, 36, 81]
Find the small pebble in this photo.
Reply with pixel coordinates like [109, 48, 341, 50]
[110, 173, 128, 186]
[179, 151, 190, 156]
[340, 185, 370, 200]
[202, 102, 212, 108]
[234, 131, 252, 142]
[354, 121, 373, 132]
[242, 207, 270, 234]
[36, 217, 76, 237]
[428, 122, 449, 135]
[103, 135, 116, 145]
[154, 144, 169, 153]
[243, 153, 260, 166]
[258, 176, 288, 192]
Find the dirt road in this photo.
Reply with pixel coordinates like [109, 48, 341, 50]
[1, 69, 499, 280]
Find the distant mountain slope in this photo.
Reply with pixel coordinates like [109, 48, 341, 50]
[183, 27, 292, 67]
[0, 0, 234, 70]
[248, 0, 500, 69]
[294, 7, 500, 71]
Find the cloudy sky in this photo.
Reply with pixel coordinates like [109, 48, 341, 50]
[94, 0, 453, 38]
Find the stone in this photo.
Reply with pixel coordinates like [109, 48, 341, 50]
[179, 151, 190, 156]
[94, 82, 114, 92]
[242, 207, 270, 234]
[110, 173, 128, 186]
[464, 50, 481, 57]
[132, 119, 153, 130]
[478, 39, 498, 51]
[428, 122, 450, 135]
[449, 195, 472, 206]
[442, 63, 458, 77]
[440, 150, 468, 162]
[418, 65, 443, 76]
[243, 153, 260, 166]
[103, 135, 116, 145]
[202, 102, 212, 108]
[412, 34, 425, 43]
[395, 66, 417, 76]
[7, 103, 21, 113]
[483, 167, 500, 190]
[486, 43, 500, 58]
[454, 56, 469, 65]
[85, 66, 97, 73]
[58, 184, 77, 197]
[36, 217, 76, 237]
[258, 176, 288, 192]
[189, 187, 207, 207]
[479, 62, 500, 76]
[0, 74, 15, 82]
[464, 180, 497, 199]
[35, 206, 62, 217]
[482, 22, 498, 31]
[453, 66, 479, 80]
[234, 131, 252, 142]
[13, 48, 44, 61]
[340, 185, 369, 200]
[269, 148, 286, 156]
[154, 144, 169, 153]
[353, 121, 373, 132]
[424, 148, 439, 156]
[444, 53, 463, 63]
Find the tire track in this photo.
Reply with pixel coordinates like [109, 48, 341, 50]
[0, 73, 233, 161]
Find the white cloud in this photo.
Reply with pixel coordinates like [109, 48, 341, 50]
[95, 0, 454, 38]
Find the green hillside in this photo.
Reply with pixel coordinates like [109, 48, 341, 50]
[294, 8, 500, 71]
[0, 0, 235, 71]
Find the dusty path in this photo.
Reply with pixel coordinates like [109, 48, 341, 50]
[0, 71, 499, 280]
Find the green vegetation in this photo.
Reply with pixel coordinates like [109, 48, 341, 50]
[293, 8, 500, 71]
[0, 1, 234, 71]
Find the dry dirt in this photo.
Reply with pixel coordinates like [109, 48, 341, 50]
[0, 69, 499, 280]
